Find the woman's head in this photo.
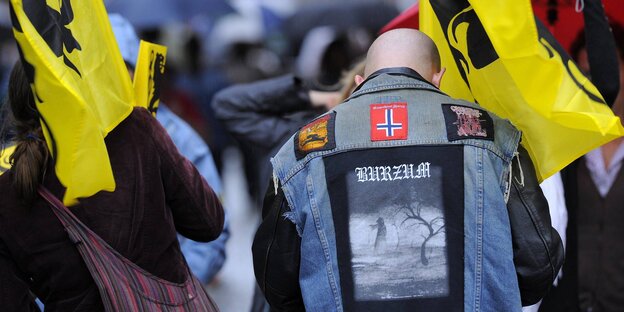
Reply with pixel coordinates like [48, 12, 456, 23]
[9, 61, 38, 131]
[4, 61, 49, 203]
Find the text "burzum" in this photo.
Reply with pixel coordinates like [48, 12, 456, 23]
[355, 163, 430, 182]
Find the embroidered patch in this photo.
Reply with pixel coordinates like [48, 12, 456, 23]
[442, 104, 494, 141]
[370, 103, 408, 141]
[294, 112, 336, 160]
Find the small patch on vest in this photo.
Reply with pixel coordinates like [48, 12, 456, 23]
[295, 112, 336, 160]
[370, 103, 408, 141]
[442, 104, 494, 141]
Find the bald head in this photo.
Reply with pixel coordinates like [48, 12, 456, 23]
[362, 29, 443, 86]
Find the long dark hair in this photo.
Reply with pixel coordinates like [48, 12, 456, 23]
[1, 61, 49, 202]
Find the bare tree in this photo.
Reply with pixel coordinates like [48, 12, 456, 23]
[399, 201, 445, 265]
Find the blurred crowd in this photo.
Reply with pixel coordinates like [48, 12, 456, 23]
[3, 0, 403, 169]
[0, 0, 403, 311]
[1, 0, 624, 311]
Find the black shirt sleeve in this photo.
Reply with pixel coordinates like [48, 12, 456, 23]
[252, 179, 304, 312]
[506, 145, 565, 306]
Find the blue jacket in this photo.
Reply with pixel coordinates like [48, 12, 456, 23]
[253, 68, 563, 312]
[157, 105, 229, 284]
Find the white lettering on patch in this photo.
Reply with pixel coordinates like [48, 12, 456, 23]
[355, 162, 431, 182]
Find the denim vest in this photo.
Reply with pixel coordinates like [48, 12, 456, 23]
[271, 69, 522, 312]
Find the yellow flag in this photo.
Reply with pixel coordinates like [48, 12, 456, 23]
[0, 145, 16, 176]
[420, 0, 624, 182]
[133, 41, 167, 116]
[10, 0, 134, 205]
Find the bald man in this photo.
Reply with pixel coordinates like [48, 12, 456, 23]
[252, 29, 563, 312]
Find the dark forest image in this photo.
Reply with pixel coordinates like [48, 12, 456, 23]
[347, 167, 449, 301]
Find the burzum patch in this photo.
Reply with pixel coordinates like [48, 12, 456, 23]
[294, 112, 336, 160]
[355, 163, 431, 182]
[442, 104, 494, 141]
[324, 146, 464, 311]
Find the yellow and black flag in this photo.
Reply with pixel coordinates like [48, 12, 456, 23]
[419, 0, 624, 181]
[0, 145, 16, 176]
[133, 40, 167, 116]
[10, 0, 134, 205]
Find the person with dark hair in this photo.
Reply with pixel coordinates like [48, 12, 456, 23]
[540, 21, 624, 312]
[0, 60, 223, 310]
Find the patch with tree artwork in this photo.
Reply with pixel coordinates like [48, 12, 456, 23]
[324, 145, 463, 311]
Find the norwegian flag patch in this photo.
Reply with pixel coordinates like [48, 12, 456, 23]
[370, 103, 408, 141]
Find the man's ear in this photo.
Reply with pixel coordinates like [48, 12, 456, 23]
[354, 74, 365, 87]
[432, 67, 446, 88]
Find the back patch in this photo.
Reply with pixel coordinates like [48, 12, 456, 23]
[295, 112, 336, 160]
[442, 104, 494, 141]
[324, 146, 464, 311]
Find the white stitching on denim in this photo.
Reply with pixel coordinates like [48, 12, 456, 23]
[513, 152, 525, 187]
[273, 172, 279, 195]
[504, 160, 513, 203]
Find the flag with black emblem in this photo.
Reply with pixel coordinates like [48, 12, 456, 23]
[10, 0, 134, 205]
[133, 40, 167, 116]
[419, 0, 624, 181]
[0, 145, 16, 176]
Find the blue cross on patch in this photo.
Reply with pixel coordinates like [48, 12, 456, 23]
[376, 109, 403, 136]
[370, 103, 408, 141]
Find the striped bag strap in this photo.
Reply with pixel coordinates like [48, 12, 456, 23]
[38, 187, 219, 312]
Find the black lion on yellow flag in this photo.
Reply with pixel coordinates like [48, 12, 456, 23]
[11, 0, 82, 81]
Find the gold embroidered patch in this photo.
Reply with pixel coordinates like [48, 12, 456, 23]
[294, 112, 336, 159]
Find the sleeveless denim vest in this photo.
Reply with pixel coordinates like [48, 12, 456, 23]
[271, 69, 522, 312]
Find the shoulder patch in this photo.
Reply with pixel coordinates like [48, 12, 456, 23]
[442, 104, 494, 141]
[294, 112, 336, 160]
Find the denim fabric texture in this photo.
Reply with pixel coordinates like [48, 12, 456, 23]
[270, 71, 522, 311]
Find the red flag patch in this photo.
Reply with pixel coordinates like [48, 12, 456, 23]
[370, 103, 408, 141]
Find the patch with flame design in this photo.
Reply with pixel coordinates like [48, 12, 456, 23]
[295, 112, 336, 160]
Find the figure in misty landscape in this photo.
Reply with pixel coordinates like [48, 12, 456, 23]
[371, 217, 387, 252]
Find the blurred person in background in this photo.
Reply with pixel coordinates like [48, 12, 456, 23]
[212, 59, 364, 207]
[212, 59, 364, 312]
[110, 14, 230, 285]
[540, 21, 624, 312]
[159, 24, 233, 168]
